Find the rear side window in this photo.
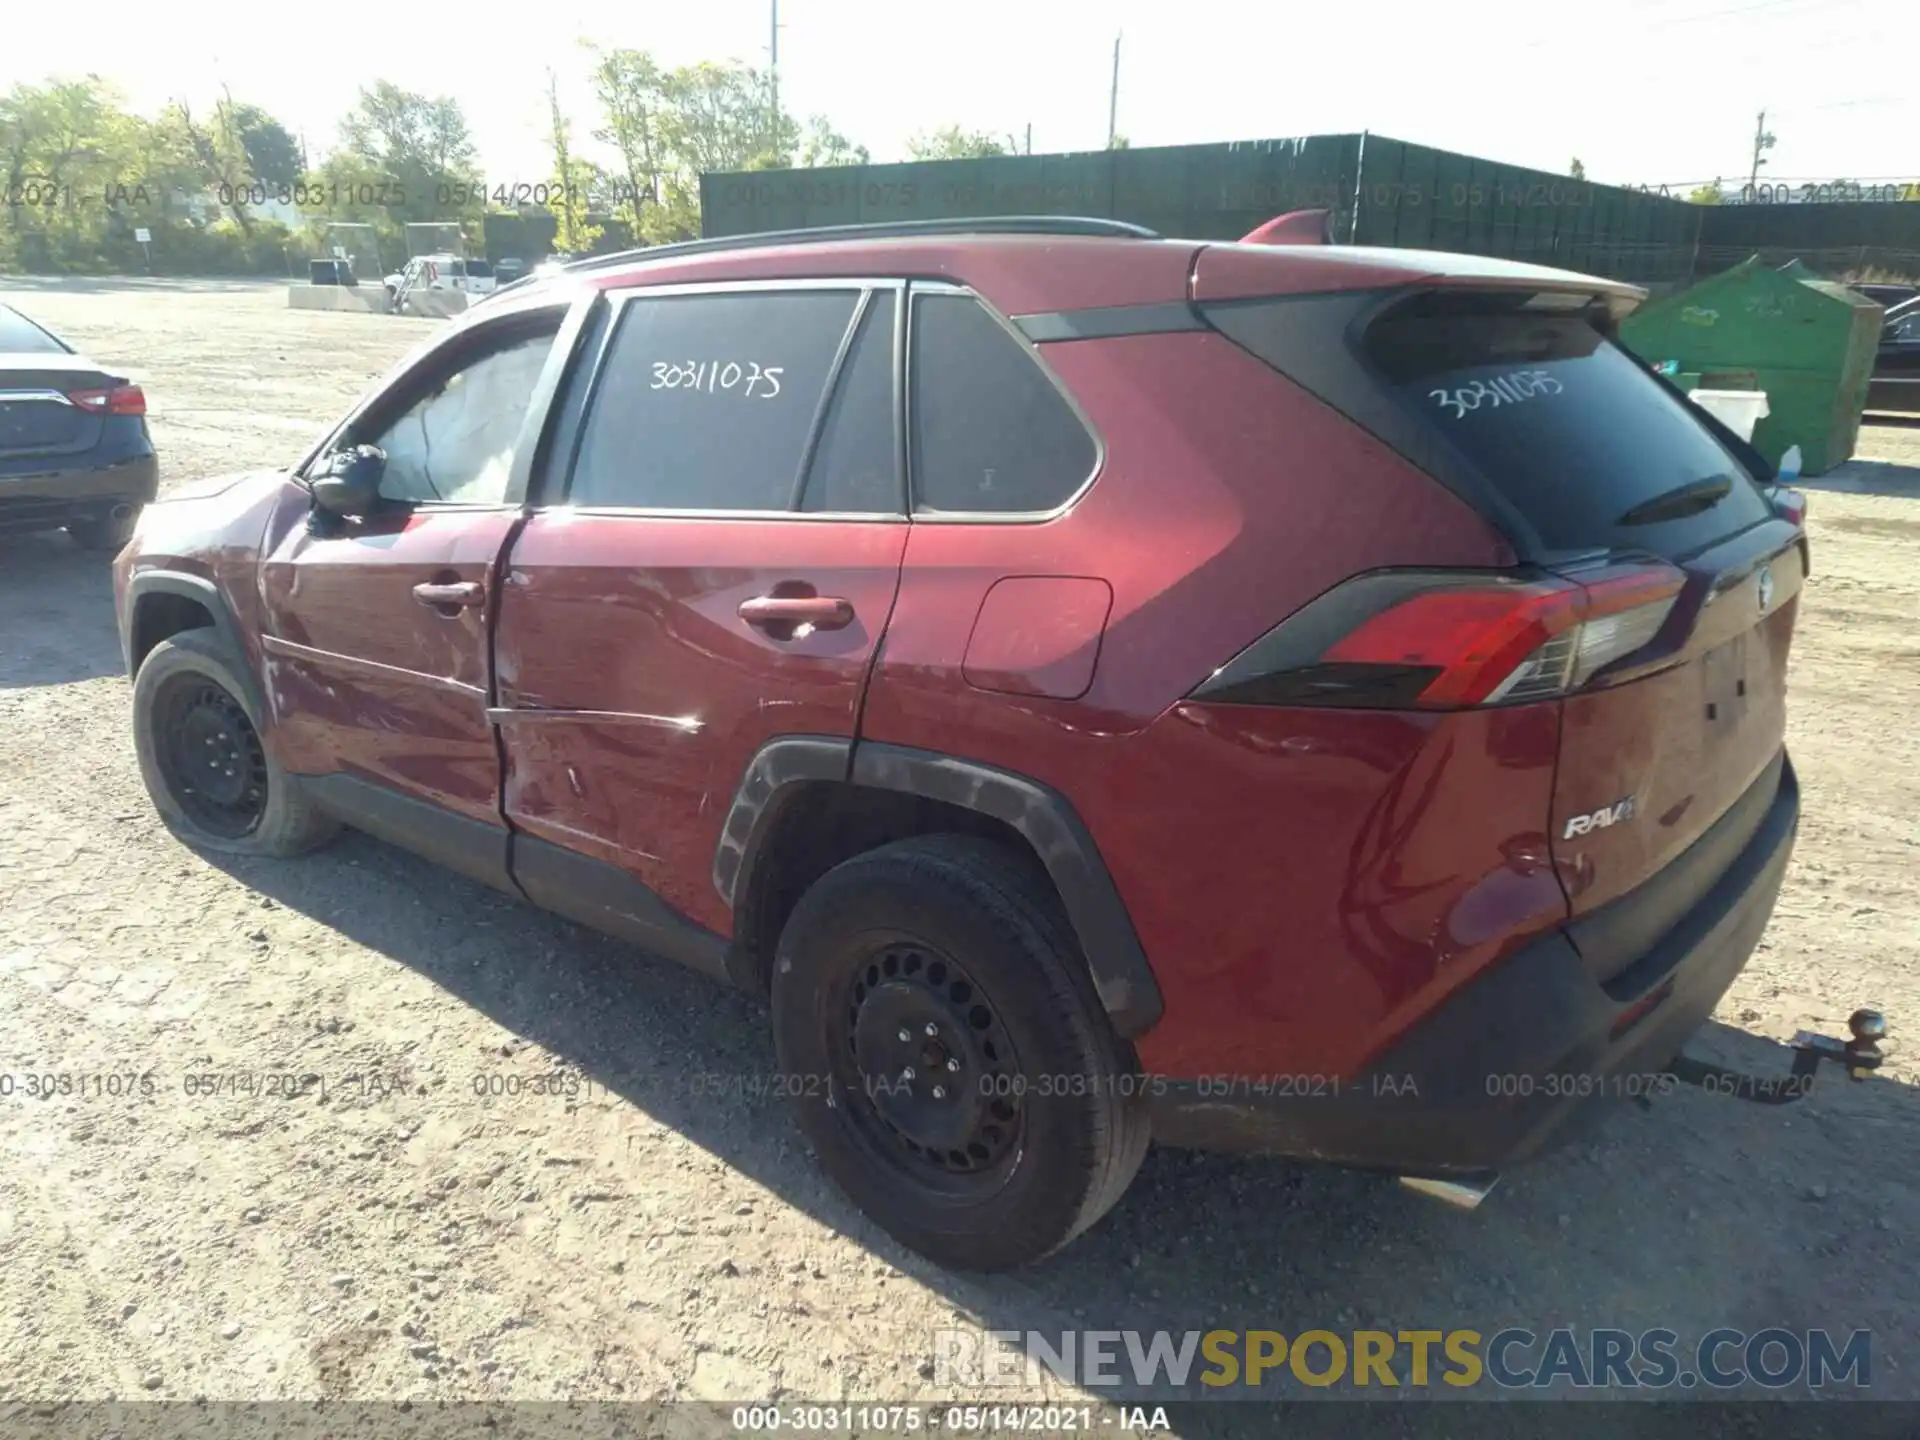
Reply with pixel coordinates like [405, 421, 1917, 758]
[1365, 305, 1773, 554]
[0, 305, 68, 354]
[909, 292, 1096, 515]
[569, 290, 860, 510]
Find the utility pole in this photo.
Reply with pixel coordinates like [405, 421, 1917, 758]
[769, 0, 782, 155]
[1748, 109, 1776, 195]
[1107, 33, 1121, 149]
[1025, 122, 1033, 156]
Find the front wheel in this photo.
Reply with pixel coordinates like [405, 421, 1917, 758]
[131, 629, 338, 857]
[771, 835, 1150, 1271]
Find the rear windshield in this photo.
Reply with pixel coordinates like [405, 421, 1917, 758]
[1366, 306, 1773, 554]
[0, 305, 69, 354]
[465, 259, 492, 277]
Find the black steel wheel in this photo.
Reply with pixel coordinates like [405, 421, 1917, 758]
[130, 629, 338, 857]
[838, 941, 1026, 1194]
[770, 834, 1150, 1271]
[150, 673, 269, 838]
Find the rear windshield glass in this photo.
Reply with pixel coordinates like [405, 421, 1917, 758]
[1366, 308, 1773, 554]
[0, 305, 69, 354]
[465, 260, 492, 277]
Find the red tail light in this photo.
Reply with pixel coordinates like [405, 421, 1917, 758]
[68, 384, 147, 416]
[1192, 561, 1687, 711]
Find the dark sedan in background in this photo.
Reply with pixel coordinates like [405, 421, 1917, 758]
[1866, 295, 1920, 418]
[0, 302, 157, 550]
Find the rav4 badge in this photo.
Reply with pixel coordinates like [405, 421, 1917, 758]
[1563, 797, 1636, 839]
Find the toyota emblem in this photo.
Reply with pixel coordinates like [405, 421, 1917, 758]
[1757, 563, 1775, 614]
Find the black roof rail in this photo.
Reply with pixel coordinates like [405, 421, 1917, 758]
[557, 215, 1162, 277]
[473, 216, 1161, 307]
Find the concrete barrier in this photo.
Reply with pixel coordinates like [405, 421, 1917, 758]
[287, 285, 385, 314]
[286, 285, 469, 319]
[399, 288, 469, 319]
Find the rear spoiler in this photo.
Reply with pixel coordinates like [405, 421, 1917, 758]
[1239, 209, 1334, 246]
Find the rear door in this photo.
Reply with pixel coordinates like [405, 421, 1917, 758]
[1359, 296, 1803, 933]
[492, 279, 908, 942]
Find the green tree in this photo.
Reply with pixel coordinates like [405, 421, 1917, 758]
[906, 125, 1007, 160]
[588, 45, 669, 233]
[1570, 156, 1587, 180]
[586, 47, 869, 244]
[545, 70, 601, 254]
[0, 77, 154, 271]
[306, 81, 482, 242]
[163, 90, 256, 231]
[340, 80, 476, 179]
[797, 113, 868, 168]
[231, 103, 301, 188]
[1688, 181, 1724, 204]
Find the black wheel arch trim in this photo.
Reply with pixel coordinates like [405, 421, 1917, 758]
[715, 735, 1164, 1038]
[850, 742, 1164, 1037]
[711, 736, 855, 911]
[122, 570, 266, 723]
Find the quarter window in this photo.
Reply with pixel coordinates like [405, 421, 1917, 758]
[909, 292, 1097, 515]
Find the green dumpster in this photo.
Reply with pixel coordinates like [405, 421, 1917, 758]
[1620, 256, 1882, 475]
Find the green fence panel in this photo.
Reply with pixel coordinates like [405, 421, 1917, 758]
[700, 135, 1362, 243]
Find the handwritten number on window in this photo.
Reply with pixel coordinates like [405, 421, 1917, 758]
[649, 360, 784, 398]
[1429, 369, 1563, 419]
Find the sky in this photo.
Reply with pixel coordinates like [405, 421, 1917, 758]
[3, 0, 1912, 193]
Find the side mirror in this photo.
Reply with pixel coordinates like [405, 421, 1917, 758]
[309, 443, 386, 518]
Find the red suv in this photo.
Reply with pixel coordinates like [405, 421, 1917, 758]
[115, 217, 1807, 1270]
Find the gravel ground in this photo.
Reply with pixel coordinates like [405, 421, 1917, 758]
[1, 279, 1916, 1426]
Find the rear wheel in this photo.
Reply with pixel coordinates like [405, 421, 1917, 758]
[771, 835, 1150, 1271]
[67, 505, 140, 552]
[132, 630, 338, 857]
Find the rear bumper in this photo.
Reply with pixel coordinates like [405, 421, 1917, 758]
[0, 453, 159, 533]
[1148, 753, 1800, 1174]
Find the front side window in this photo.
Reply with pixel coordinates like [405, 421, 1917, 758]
[568, 289, 862, 511]
[365, 320, 560, 505]
[909, 291, 1097, 515]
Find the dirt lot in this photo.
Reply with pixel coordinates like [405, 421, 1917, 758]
[1, 279, 1917, 1424]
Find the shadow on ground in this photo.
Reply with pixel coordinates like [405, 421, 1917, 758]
[0, 531, 123, 688]
[203, 817, 1916, 1418]
[1, 274, 283, 295]
[1801, 457, 1920, 499]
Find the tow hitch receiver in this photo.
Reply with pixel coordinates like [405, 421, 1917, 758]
[1667, 1009, 1888, 1105]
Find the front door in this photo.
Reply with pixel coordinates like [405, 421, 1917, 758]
[259, 302, 575, 887]
[492, 282, 908, 954]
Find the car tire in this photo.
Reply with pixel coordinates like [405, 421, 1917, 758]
[131, 629, 339, 858]
[67, 506, 141, 552]
[771, 834, 1151, 1271]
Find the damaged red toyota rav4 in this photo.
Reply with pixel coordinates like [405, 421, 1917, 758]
[115, 215, 1875, 1272]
